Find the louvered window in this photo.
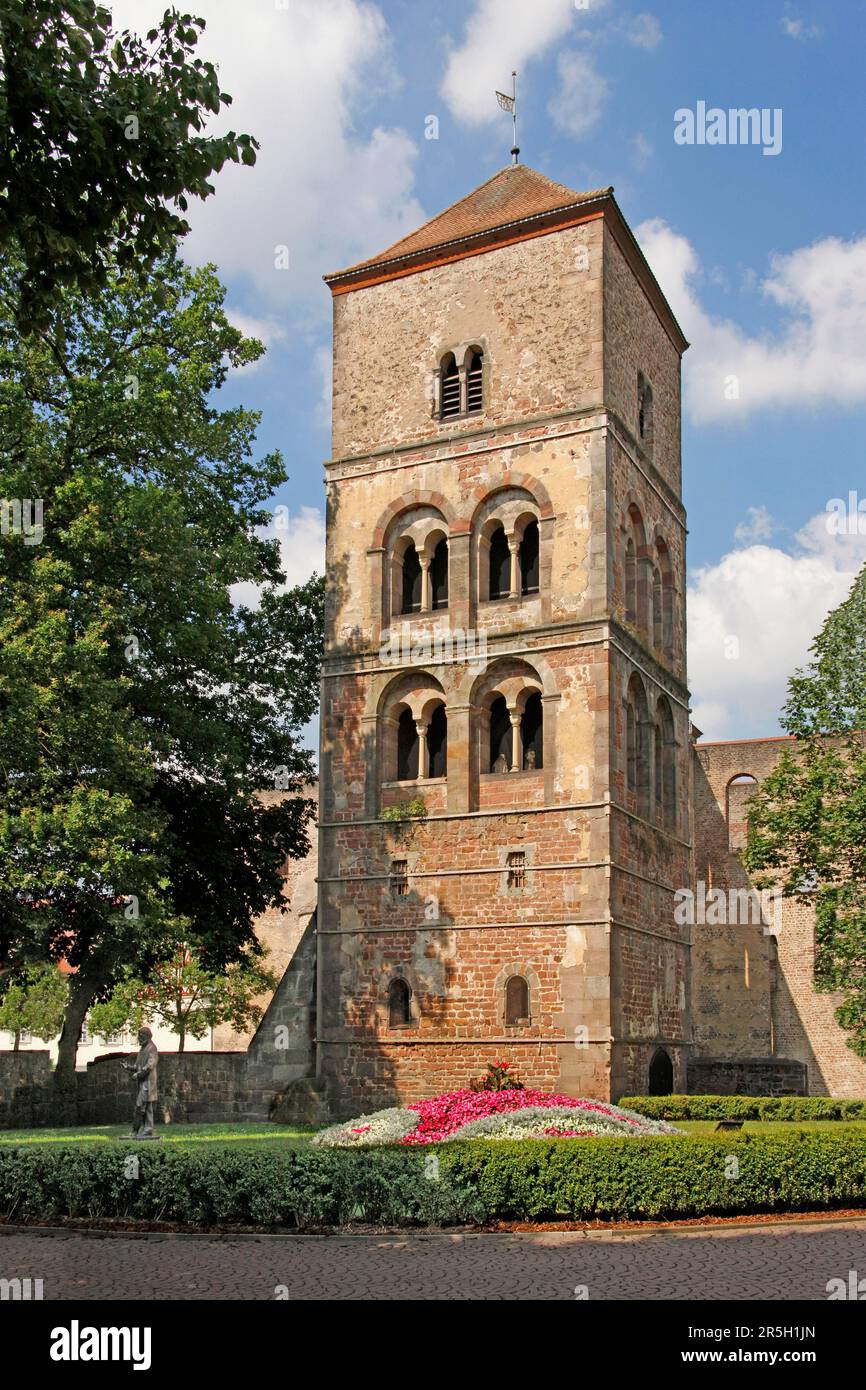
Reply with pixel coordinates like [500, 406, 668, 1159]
[466, 350, 483, 412]
[440, 355, 460, 418]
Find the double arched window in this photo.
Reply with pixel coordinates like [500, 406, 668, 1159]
[395, 702, 447, 781]
[438, 346, 484, 420]
[481, 509, 540, 604]
[621, 502, 675, 661]
[385, 509, 450, 623]
[383, 676, 449, 785]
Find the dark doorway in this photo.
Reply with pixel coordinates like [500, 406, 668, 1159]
[648, 1047, 674, 1096]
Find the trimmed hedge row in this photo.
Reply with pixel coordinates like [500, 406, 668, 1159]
[619, 1094, 866, 1122]
[1, 1129, 865, 1226]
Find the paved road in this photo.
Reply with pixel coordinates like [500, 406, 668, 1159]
[2, 1219, 865, 1300]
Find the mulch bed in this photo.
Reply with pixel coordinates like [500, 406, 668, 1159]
[2, 1207, 865, 1238]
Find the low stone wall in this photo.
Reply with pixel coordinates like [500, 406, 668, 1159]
[0, 1050, 286, 1129]
[0, 1052, 54, 1128]
[687, 1057, 807, 1096]
[76, 1053, 276, 1127]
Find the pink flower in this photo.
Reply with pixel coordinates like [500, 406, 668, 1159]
[350, 1125, 371, 1134]
[398, 1088, 632, 1144]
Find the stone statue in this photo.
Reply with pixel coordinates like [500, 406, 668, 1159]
[493, 752, 509, 774]
[122, 1027, 159, 1139]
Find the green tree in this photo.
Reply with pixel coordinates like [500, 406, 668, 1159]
[90, 936, 278, 1051]
[0, 961, 67, 1049]
[0, 1, 256, 329]
[744, 565, 866, 1055]
[0, 248, 323, 1087]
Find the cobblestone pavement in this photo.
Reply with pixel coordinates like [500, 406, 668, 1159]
[2, 1219, 865, 1300]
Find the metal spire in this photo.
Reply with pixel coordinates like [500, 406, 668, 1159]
[495, 71, 519, 164]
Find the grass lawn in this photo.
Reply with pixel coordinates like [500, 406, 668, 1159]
[2, 1118, 865, 1149]
[0, 1122, 316, 1150]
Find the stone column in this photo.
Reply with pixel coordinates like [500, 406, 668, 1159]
[510, 710, 522, 772]
[415, 720, 429, 779]
[420, 557, 431, 613]
[508, 538, 520, 599]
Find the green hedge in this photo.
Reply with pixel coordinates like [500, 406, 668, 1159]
[1, 1129, 865, 1226]
[619, 1094, 866, 1122]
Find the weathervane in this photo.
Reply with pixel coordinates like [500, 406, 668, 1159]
[496, 71, 519, 164]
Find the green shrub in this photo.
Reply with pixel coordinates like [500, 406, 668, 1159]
[0, 1145, 483, 1228]
[0, 1128, 864, 1227]
[438, 1129, 866, 1221]
[619, 1094, 866, 1122]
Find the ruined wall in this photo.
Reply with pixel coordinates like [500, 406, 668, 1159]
[693, 737, 866, 1097]
[212, 787, 317, 1050]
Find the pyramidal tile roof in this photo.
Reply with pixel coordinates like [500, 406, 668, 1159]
[325, 164, 613, 285]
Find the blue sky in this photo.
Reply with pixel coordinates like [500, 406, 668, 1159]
[112, 0, 866, 738]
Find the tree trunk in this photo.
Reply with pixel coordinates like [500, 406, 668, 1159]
[178, 1027, 185, 1054]
[13, 1031, 20, 1052]
[53, 972, 97, 1093]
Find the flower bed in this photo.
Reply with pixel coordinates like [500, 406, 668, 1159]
[313, 1089, 679, 1148]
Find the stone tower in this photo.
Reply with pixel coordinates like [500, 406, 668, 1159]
[317, 165, 691, 1115]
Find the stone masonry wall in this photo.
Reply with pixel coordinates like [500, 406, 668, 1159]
[693, 737, 866, 1097]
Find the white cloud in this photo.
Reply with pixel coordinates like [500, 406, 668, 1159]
[224, 307, 286, 370]
[230, 506, 326, 608]
[109, 0, 423, 309]
[313, 345, 333, 431]
[688, 511, 866, 739]
[636, 218, 866, 423]
[734, 505, 776, 545]
[549, 51, 608, 137]
[781, 15, 822, 40]
[632, 132, 654, 168]
[440, 0, 579, 125]
[626, 13, 662, 49]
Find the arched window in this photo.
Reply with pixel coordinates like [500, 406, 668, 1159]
[505, 975, 530, 1024]
[426, 703, 447, 779]
[519, 520, 539, 594]
[397, 708, 419, 781]
[489, 695, 512, 771]
[648, 1047, 673, 1096]
[488, 526, 511, 600]
[626, 674, 650, 816]
[466, 349, 483, 413]
[388, 978, 412, 1028]
[625, 537, 637, 625]
[521, 692, 543, 770]
[401, 543, 422, 614]
[440, 354, 460, 419]
[656, 537, 674, 658]
[652, 566, 662, 650]
[430, 537, 448, 610]
[727, 774, 758, 852]
[638, 372, 653, 447]
[656, 697, 676, 829]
